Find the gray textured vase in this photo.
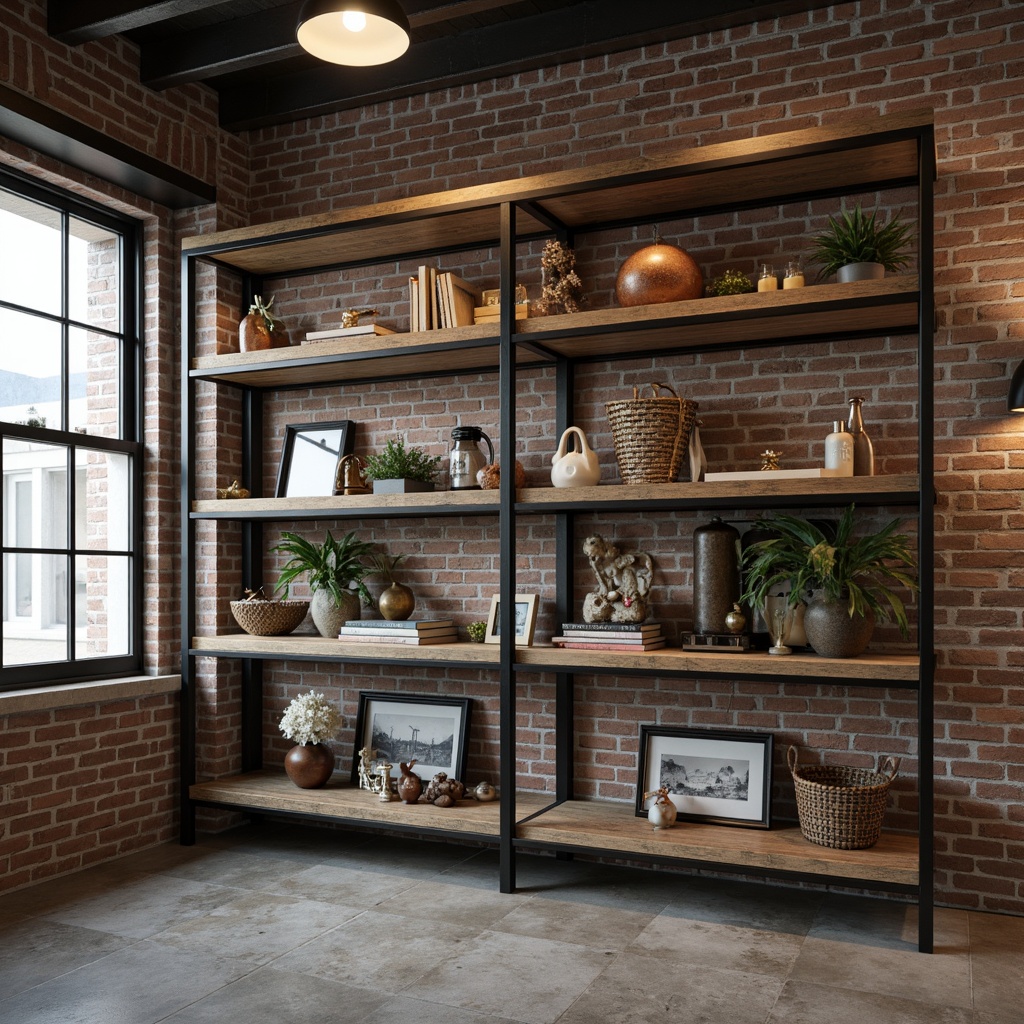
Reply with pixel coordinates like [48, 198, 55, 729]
[802, 591, 875, 658]
[310, 589, 361, 638]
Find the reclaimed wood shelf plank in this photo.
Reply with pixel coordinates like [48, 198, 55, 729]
[516, 799, 919, 886]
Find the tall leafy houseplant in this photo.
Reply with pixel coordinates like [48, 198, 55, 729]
[272, 530, 374, 637]
[808, 206, 913, 282]
[740, 505, 918, 658]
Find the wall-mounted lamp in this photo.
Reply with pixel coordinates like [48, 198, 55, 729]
[1009, 358, 1024, 413]
[296, 0, 410, 66]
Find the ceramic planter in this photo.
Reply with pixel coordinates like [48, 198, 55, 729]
[284, 742, 335, 788]
[802, 591, 875, 658]
[311, 589, 361, 638]
[371, 479, 435, 494]
[837, 262, 885, 283]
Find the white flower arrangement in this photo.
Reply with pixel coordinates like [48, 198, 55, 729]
[279, 690, 341, 746]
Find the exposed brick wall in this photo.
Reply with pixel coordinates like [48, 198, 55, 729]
[0, 694, 178, 889]
[2, 0, 1023, 915]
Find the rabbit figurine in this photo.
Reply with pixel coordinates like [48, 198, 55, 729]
[551, 426, 601, 488]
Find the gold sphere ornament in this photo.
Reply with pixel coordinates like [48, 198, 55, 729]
[615, 235, 703, 307]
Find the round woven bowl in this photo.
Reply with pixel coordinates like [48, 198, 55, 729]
[230, 599, 309, 636]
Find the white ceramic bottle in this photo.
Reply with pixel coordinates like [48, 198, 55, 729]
[824, 420, 854, 476]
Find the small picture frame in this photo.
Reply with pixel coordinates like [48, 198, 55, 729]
[351, 691, 472, 783]
[275, 420, 355, 497]
[484, 593, 538, 646]
[636, 726, 773, 829]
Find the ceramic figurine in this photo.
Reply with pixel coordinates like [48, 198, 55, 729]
[581, 534, 653, 624]
[357, 746, 379, 792]
[377, 762, 395, 801]
[551, 426, 601, 488]
[474, 781, 496, 802]
[643, 787, 678, 830]
[397, 760, 423, 804]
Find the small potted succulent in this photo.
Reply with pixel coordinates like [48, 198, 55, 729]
[272, 530, 374, 638]
[808, 205, 913, 283]
[363, 436, 443, 494]
[740, 504, 918, 659]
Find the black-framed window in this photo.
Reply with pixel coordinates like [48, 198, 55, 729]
[0, 167, 143, 690]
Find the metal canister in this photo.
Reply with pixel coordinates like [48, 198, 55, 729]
[692, 517, 741, 634]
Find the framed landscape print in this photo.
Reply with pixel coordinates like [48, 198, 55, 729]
[636, 726, 773, 829]
[352, 692, 472, 784]
[483, 592, 538, 646]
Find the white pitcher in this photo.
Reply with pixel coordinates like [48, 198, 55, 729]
[551, 426, 601, 488]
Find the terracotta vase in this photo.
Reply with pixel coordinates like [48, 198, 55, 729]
[378, 582, 415, 620]
[239, 312, 273, 352]
[802, 590, 875, 658]
[284, 742, 335, 788]
[311, 589, 361, 638]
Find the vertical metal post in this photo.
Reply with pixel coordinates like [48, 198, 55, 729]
[498, 201, 517, 893]
[554, 358, 574, 803]
[916, 124, 936, 954]
[240, 388, 264, 772]
[179, 252, 197, 845]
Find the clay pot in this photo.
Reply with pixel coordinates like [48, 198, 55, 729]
[284, 743, 335, 788]
[239, 312, 273, 352]
[378, 582, 415, 621]
[615, 242, 703, 307]
[802, 590, 875, 658]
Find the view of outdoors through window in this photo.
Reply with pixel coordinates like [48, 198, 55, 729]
[0, 174, 140, 685]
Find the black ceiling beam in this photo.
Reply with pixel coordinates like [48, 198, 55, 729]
[0, 83, 216, 208]
[218, 0, 834, 131]
[48, 0, 227, 44]
[142, 4, 306, 89]
[139, 0, 538, 91]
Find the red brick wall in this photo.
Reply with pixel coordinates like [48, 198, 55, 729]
[2, 0, 1023, 914]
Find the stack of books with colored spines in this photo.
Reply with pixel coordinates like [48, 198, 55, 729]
[551, 622, 665, 651]
[338, 619, 457, 644]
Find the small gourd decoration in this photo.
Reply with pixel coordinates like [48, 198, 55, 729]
[397, 760, 423, 804]
[643, 786, 678, 830]
[239, 294, 283, 352]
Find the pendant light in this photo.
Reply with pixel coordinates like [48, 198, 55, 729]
[1009, 358, 1024, 413]
[296, 0, 410, 66]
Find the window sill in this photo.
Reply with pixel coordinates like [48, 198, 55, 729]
[0, 674, 180, 716]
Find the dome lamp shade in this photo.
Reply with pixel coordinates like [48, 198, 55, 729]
[296, 0, 410, 66]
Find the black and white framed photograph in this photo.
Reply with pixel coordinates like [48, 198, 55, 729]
[351, 691, 472, 784]
[636, 726, 773, 829]
[275, 420, 355, 497]
[483, 593, 538, 646]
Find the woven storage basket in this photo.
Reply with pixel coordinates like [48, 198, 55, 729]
[606, 382, 698, 484]
[230, 599, 309, 636]
[788, 745, 900, 850]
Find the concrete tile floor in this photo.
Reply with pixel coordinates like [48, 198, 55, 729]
[0, 822, 1021, 1024]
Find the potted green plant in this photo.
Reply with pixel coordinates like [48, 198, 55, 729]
[740, 504, 918, 658]
[363, 436, 443, 494]
[808, 205, 913, 283]
[706, 268, 755, 297]
[272, 530, 374, 638]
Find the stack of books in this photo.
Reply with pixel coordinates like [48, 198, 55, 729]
[338, 619, 457, 645]
[551, 622, 666, 651]
[302, 322, 395, 345]
[409, 266, 482, 331]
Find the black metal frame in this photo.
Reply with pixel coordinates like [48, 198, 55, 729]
[179, 116, 936, 950]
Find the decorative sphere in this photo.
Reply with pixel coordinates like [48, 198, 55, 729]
[615, 242, 703, 307]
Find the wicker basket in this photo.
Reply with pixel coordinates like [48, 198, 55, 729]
[230, 599, 310, 636]
[606, 382, 698, 484]
[788, 745, 900, 850]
